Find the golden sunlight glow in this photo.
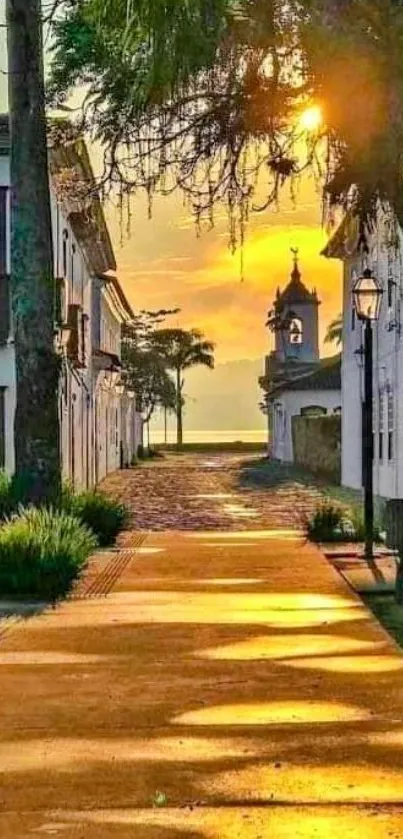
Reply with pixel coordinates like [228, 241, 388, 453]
[299, 104, 323, 133]
[55, 809, 403, 836]
[199, 761, 403, 804]
[173, 701, 371, 726]
[197, 634, 385, 661]
[285, 654, 403, 674]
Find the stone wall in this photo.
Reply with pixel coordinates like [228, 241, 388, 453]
[292, 414, 341, 483]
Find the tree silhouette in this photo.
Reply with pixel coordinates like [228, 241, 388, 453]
[153, 328, 215, 447]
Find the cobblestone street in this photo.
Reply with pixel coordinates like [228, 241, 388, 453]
[101, 454, 325, 532]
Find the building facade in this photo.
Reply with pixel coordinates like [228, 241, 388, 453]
[324, 212, 403, 499]
[262, 252, 341, 462]
[0, 118, 140, 488]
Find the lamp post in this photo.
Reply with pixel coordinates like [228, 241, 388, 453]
[352, 268, 383, 560]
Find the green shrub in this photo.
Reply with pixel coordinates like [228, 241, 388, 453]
[306, 501, 385, 543]
[0, 507, 97, 601]
[348, 507, 384, 544]
[62, 487, 128, 547]
[0, 471, 13, 520]
[306, 502, 348, 542]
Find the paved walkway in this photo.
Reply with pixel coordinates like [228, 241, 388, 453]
[101, 454, 324, 531]
[1, 520, 403, 836]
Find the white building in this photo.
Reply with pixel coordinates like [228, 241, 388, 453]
[263, 253, 341, 462]
[0, 117, 140, 487]
[324, 211, 403, 499]
[268, 358, 342, 462]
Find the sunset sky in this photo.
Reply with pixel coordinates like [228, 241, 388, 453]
[0, 7, 342, 373]
[106, 177, 342, 365]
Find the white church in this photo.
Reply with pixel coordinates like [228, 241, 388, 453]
[263, 252, 341, 463]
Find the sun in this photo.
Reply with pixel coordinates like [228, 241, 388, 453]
[299, 104, 323, 132]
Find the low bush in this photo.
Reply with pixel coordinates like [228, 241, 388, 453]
[0, 507, 97, 601]
[62, 487, 128, 547]
[0, 475, 128, 548]
[0, 471, 13, 520]
[306, 502, 349, 542]
[306, 501, 385, 543]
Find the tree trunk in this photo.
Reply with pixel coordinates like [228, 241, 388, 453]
[7, 0, 61, 502]
[176, 368, 183, 448]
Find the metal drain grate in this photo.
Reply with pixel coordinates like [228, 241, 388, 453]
[73, 534, 146, 599]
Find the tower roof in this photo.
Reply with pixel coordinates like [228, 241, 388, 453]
[277, 250, 320, 306]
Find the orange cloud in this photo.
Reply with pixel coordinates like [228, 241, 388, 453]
[106, 179, 342, 363]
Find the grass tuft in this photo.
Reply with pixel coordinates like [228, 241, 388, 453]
[0, 507, 97, 601]
[62, 487, 128, 547]
[306, 501, 384, 543]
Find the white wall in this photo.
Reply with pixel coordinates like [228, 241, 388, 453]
[0, 151, 131, 489]
[341, 215, 403, 499]
[0, 345, 15, 474]
[270, 389, 341, 462]
[341, 258, 364, 490]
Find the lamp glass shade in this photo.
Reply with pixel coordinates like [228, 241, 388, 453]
[115, 384, 125, 395]
[352, 270, 383, 321]
[127, 390, 135, 399]
[110, 370, 120, 387]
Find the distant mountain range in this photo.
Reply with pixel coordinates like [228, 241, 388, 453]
[151, 358, 266, 434]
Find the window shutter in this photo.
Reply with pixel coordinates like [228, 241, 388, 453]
[0, 274, 10, 345]
[66, 304, 80, 364]
[0, 187, 7, 275]
[0, 188, 9, 345]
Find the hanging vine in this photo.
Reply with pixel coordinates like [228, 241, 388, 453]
[47, 1, 403, 246]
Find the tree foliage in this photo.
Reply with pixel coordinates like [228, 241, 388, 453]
[49, 0, 403, 242]
[153, 328, 215, 445]
[49, 0, 310, 247]
[324, 313, 343, 347]
[304, 0, 403, 228]
[122, 309, 178, 425]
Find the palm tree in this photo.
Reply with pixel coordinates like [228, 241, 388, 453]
[154, 328, 215, 447]
[325, 314, 343, 347]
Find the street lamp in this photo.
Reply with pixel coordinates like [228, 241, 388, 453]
[352, 268, 383, 560]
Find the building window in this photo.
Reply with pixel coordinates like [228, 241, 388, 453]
[387, 386, 394, 461]
[0, 187, 7, 275]
[379, 390, 385, 461]
[387, 251, 395, 309]
[388, 279, 394, 309]
[62, 229, 69, 277]
[289, 317, 303, 345]
[100, 316, 106, 349]
[71, 242, 76, 283]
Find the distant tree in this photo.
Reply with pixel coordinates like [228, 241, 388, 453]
[153, 328, 215, 447]
[122, 346, 176, 448]
[325, 314, 343, 347]
[122, 309, 178, 449]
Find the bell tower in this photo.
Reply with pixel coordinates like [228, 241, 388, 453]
[272, 249, 320, 365]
